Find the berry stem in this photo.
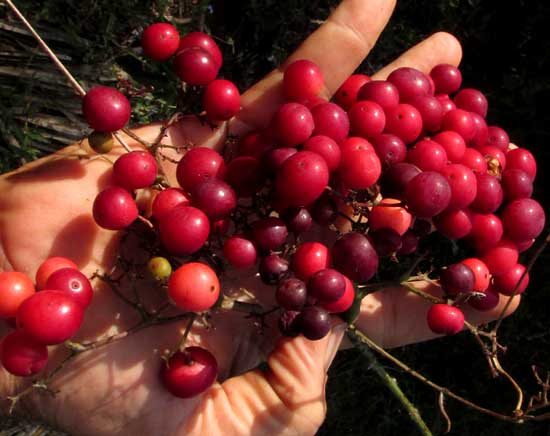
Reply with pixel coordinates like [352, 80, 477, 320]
[4, 0, 86, 97]
[177, 313, 197, 352]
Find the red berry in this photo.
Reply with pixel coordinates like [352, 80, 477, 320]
[480, 239, 519, 276]
[467, 213, 503, 251]
[141, 23, 180, 61]
[320, 275, 355, 313]
[501, 198, 545, 243]
[303, 135, 341, 172]
[152, 188, 190, 220]
[190, 179, 237, 219]
[238, 132, 273, 159]
[223, 236, 257, 269]
[158, 206, 210, 255]
[335, 74, 370, 110]
[338, 138, 381, 189]
[486, 126, 510, 152]
[439, 163, 477, 210]
[477, 145, 507, 171]
[45, 268, 93, 309]
[453, 88, 488, 118]
[93, 186, 138, 230]
[307, 268, 346, 302]
[506, 148, 537, 181]
[113, 151, 158, 191]
[283, 59, 324, 101]
[358, 80, 400, 110]
[434, 209, 472, 239]
[435, 94, 456, 115]
[168, 263, 219, 312]
[176, 147, 226, 193]
[0, 330, 48, 377]
[178, 32, 222, 68]
[387, 67, 431, 102]
[173, 47, 219, 86]
[441, 109, 476, 142]
[291, 242, 330, 281]
[369, 198, 412, 236]
[225, 156, 265, 197]
[406, 139, 448, 172]
[427, 304, 464, 335]
[405, 172, 452, 218]
[17, 290, 84, 345]
[371, 133, 407, 169]
[501, 169, 533, 201]
[161, 347, 217, 398]
[384, 103, 423, 144]
[348, 101, 386, 139]
[36, 257, 78, 291]
[461, 147, 488, 173]
[408, 95, 444, 132]
[470, 173, 503, 214]
[0, 272, 35, 319]
[461, 258, 490, 292]
[272, 103, 314, 147]
[311, 103, 350, 143]
[469, 112, 489, 148]
[203, 79, 240, 121]
[82, 86, 131, 132]
[432, 131, 466, 163]
[252, 217, 288, 251]
[493, 264, 529, 296]
[430, 64, 462, 95]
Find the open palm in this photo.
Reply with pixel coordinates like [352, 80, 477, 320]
[0, 1, 519, 435]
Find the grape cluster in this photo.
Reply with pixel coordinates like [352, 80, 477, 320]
[1, 22, 545, 403]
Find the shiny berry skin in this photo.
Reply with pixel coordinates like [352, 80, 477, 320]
[223, 236, 257, 269]
[477, 145, 507, 171]
[238, 132, 272, 159]
[467, 213, 503, 251]
[263, 147, 297, 175]
[173, 47, 219, 86]
[440, 263, 475, 296]
[348, 101, 386, 139]
[82, 86, 131, 133]
[148, 257, 172, 280]
[480, 240, 518, 276]
[427, 304, 464, 335]
[320, 275, 355, 313]
[176, 147, 226, 193]
[380, 162, 421, 200]
[405, 172, 452, 218]
[161, 347, 217, 398]
[486, 126, 510, 152]
[159, 206, 210, 255]
[370, 228, 403, 256]
[453, 88, 488, 118]
[407, 139, 448, 172]
[432, 131, 466, 163]
[506, 148, 537, 181]
[252, 217, 288, 251]
[501, 198, 545, 243]
[430, 64, 462, 95]
[440, 163, 477, 210]
[203, 79, 240, 122]
[36, 257, 78, 291]
[275, 151, 329, 207]
[371, 133, 407, 169]
[387, 67, 431, 102]
[259, 255, 289, 284]
[272, 103, 314, 147]
[282, 207, 313, 234]
[88, 131, 114, 154]
[276, 279, 307, 310]
[299, 306, 331, 340]
[0, 272, 35, 319]
[517, 238, 535, 253]
[45, 268, 93, 309]
[303, 135, 341, 172]
[441, 109, 475, 142]
[469, 112, 489, 148]
[335, 74, 370, 110]
[291, 242, 330, 281]
[408, 95, 444, 132]
[493, 264, 529, 296]
[283, 59, 324, 101]
[461, 147, 488, 173]
[338, 140, 381, 189]
[332, 232, 378, 282]
[178, 32, 222, 68]
[434, 209, 472, 239]
[113, 151, 158, 191]
[225, 156, 265, 197]
[358, 80, 400, 110]
[17, 290, 84, 345]
[308, 268, 346, 302]
[461, 258, 490, 292]
[93, 186, 138, 230]
[369, 198, 412, 236]
[152, 188, 190, 220]
[191, 179, 236, 219]
[311, 103, 350, 142]
[141, 23, 180, 61]
[468, 286, 500, 312]
[436, 94, 456, 115]
[501, 169, 533, 201]
[384, 103, 423, 144]
[168, 263, 219, 312]
[470, 173, 503, 214]
[0, 330, 48, 377]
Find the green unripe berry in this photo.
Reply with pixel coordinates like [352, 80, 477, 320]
[88, 131, 114, 154]
[148, 256, 172, 280]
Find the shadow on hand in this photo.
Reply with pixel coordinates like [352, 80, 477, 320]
[48, 214, 98, 268]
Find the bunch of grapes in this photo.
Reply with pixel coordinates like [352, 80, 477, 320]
[0, 21, 545, 403]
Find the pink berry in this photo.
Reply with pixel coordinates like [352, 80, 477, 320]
[45, 268, 93, 309]
[176, 147, 226, 193]
[408, 94, 444, 132]
[486, 126, 510, 152]
[190, 179, 237, 219]
[453, 88, 488, 118]
[311, 103, 350, 143]
[384, 103, 423, 144]
[303, 135, 342, 172]
[348, 100, 386, 139]
[283, 59, 324, 101]
[152, 188, 190, 220]
[113, 151, 158, 191]
[338, 138, 381, 189]
[161, 347, 218, 398]
[0, 330, 48, 376]
[371, 133, 407, 169]
[434, 209, 472, 239]
[440, 163, 477, 210]
[435, 94, 457, 115]
[203, 79, 240, 121]
[387, 67, 431, 102]
[480, 240, 519, 276]
[291, 242, 330, 281]
[501, 198, 545, 243]
[427, 304, 464, 335]
[461, 258, 490, 292]
[335, 74, 370, 110]
[470, 173, 503, 214]
[178, 32, 222, 68]
[430, 64, 462, 95]
[501, 169, 533, 201]
[173, 47, 219, 86]
[432, 131, 466, 163]
[405, 172, 452, 218]
[505, 148, 537, 181]
[493, 264, 529, 296]
[469, 112, 489, 148]
[158, 206, 210, 255]
[441, 109, 476, 142]
[141, 23, 180, 61]
[406, 139, 448, 172]
[82, 86, 131, 132]
[223, 236, 257, 269]
[225, 156, 265, 197]
[358, 80, 400, 110]
[272, 103, 314, 147]
[93, 186, 138, 230]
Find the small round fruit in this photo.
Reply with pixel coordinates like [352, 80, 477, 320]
[291, 242, 330, 281]
[298, 306, 331, 340]
[148, 257, 172, 280]
[36, 257, 78, 290]
[252, 217, 288, 251]
[203, 79, 240, 121]
[307, 269, 346, 302]
[45, 268, 93, 309]
[461, 258, 490, 292]
[259, 255, 289, 285]
[405, 172, 451, 218]
[427, 304, 464, 335]
[0, 272, 35, 319]
[190, 179, 237, 219]
[161, 347, 218, 398]
[493, 264, 529, 296]
[369, 198, 412, 236]
[173, 47, 219, 86]
[82, 86, 131, 133]
[17, 290, 84, 345]
[332, 232, 378, 282]
[141, 23, 180, 61]
[176, 147, 226, 193]
[440, 263, 474, 296]
[152, 188, 190, 220]
[168, 263, 220, 312]
[88, 131, 114, 153]
[276, 279, 307, 310]
[283, 59, 324, 101]
[178, 32, 222, 68]
[159, 206, 210, 255]
[320, 275, 355, 313]
[223, 236, 257, 269]
[0, 330, 48, 377]
[93, 186, 138, 230]
[113, 151, 158, 191]
[468, 286, 500, 312]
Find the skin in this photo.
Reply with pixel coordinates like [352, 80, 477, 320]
[0, 1, 520, 434]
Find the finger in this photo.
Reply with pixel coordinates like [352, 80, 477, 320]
[232, 0, 396, 135]
[355, 282, 521, 349]
[180, 323, 346, 435]
[372, 31, 463, 79]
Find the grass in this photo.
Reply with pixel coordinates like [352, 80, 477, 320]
[1, 0, 550, 434]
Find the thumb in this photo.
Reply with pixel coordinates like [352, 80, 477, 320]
[180, 322, 347, 436]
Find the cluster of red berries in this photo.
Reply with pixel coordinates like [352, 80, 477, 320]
[0, 258, 92, 376]
[1, 21, 545, 402]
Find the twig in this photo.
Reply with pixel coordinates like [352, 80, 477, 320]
[113, 131, 133, 153]
[438, 392, 452, 434]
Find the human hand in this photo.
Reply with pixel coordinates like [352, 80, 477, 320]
[0, 0, 520, 435]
